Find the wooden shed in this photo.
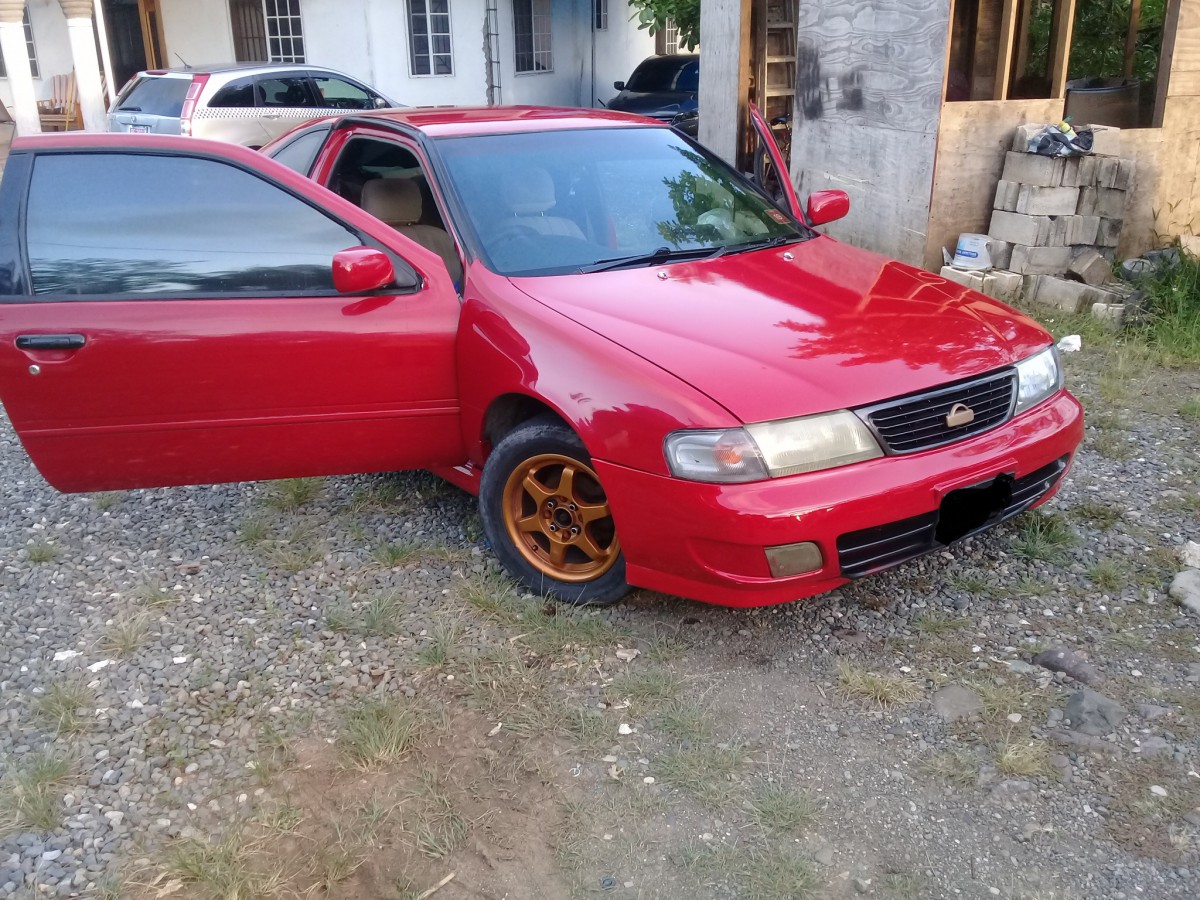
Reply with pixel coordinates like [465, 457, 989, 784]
[698, 0, 1200, 270]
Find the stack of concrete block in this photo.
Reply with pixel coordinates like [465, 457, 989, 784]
[940, 124, 1136, 319]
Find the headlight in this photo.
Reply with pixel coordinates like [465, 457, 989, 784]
[1014, 346, 1062, 414]
[665, 411, 882, 483]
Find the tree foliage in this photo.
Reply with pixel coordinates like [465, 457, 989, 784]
[629, 0, 701, 51]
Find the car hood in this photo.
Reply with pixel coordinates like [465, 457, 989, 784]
[606, 91, 696, 118]
[510, 236, 1051, 424]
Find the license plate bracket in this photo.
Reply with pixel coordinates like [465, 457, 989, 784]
[935, 473, 1014, 545]
[128, 124, 150, 133]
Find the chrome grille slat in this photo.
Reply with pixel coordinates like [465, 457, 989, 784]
[860, 370, 1017, 455]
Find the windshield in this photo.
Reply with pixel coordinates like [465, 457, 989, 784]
[115, 75, 191, 116]
[436, 127, 804, 277]
[626, 57, 699, 93]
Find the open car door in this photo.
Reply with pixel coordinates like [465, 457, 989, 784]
[748, 102, 802, 220]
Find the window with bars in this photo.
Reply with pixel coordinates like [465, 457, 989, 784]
[656, 19, 681, 55]
[229, 0, 305, 63]
[594, 0, 608, 31]
[0, 9, 40, 80]
[514, 0, 552, 74]
[408, 0, 453, 76]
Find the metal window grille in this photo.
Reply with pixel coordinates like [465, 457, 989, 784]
[514, 0, 552, 74]
[264, 0, 305, 63]
[408, 0, 453, 76]
[664, 19, 680, 52]
[0, 9, 40, 80]
[229, 0, 267, 62]
[594, 0, 608, 31]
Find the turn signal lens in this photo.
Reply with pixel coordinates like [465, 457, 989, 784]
[664, 429, 769, 483]
[765, 541, 824, 577]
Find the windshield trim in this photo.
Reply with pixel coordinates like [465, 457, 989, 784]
[430, 124, 811, 279]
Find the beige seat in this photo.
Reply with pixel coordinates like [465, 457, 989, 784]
[500, 167, 585, 239]
[360, 178, 463, 283]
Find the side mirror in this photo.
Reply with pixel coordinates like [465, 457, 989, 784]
[613, 80, 625, 91]
[806, 190, 850, 227]
[333, 247, 395, 294]
[373, 96, 389, 109]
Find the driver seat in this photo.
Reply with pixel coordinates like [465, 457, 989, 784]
[500, 167, 585, 239]
[361, 178, 462, 283]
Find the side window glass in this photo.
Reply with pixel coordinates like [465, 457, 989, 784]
[258, 76, 315, 107]
[676, 61, 699, 93]
[208, 77, 259, 108]
[26, 154, 361, 296]
[312, 76, 375, 110]
[270, 127, 330, 175]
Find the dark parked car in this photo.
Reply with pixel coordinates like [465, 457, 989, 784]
[606, 54, 698, 135]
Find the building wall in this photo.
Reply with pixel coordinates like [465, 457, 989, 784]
[0, 0, 75, 110]
[160, 0, 235, 67]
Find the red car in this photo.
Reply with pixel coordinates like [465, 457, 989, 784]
[0, 106, 1082, 608]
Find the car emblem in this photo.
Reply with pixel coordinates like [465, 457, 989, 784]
[945, 402, 975, 428]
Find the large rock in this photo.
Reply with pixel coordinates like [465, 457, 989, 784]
[1182, 541, 1200, 569]
[1064, 689, 1126, 736]
[933, 684, 983, 722]
[1170, 569, 1200, 615]
[1033, 647, 1102, 684]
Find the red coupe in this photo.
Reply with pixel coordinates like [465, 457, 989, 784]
[0, 106, 1082, 607]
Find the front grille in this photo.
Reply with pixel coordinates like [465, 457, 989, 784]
[860, 369, 1017, 455]
[836, 456, 1069, 578]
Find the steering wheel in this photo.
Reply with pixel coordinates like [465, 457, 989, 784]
[489, 223, 541, 248]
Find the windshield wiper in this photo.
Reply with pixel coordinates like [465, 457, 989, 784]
[577, 245, 730, 274]
[117, 106, 142, 112]
[722, 233, 805, 255]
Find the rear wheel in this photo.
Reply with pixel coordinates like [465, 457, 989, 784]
[480, 417, 630, 606]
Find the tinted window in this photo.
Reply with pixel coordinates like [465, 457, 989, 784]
[625, 57, 698, 93]
[114, 76, 191, 116]
[26, 154, 360, 296]
[270, 127, 330, 174]
[312, 75, 375, 109]
[209, 76, 258, 108]
[258, 76, 316, 107]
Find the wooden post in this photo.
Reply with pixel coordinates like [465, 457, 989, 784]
[1123, 0, 1142, 79]
[1049, 0, 1078, 99]
[1152, 0, 1181, 128]
[697, 0, 752, 166]
[994, 0, 1020, 100]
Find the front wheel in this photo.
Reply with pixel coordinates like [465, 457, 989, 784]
[479, 417, 630, 606]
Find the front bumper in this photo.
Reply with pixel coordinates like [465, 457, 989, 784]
[595, 390, 1084, 607]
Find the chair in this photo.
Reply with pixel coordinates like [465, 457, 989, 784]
[38, 72, 80, 131]
[360, 178, 463, 283]
[499, 167, 585, 239]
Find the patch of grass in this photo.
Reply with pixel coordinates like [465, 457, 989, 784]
[339, 698, 422, 770]
[837, 662, 922, 707]
[1070, 500, 1122, 530]
[417, 615, 464, 668]
[129, 577, 174, 608]
[237, 518, 271, 546]
[1131, 248, 1200, 364]
[996, 739, 1055, 778]
[347, 477, 405, 513]
[256, 802, 303, 835]
[657, 743, 746, 806]
[455, 569, 523, 624]
[100, 612, 152, 657]
[264, 476, 323, 511]
[401, 771, 470, 860]
[1010, 575, 1054, 598]
[608, 669, 684, 710]
[516, 605, 623, 659]
[968, 680, 1043, 723]
[1106, 628, 1150, 653]
[374, 539, 468, 568]
[316, 845, 365, 888]
[1088, 558, 1128, 593]
[26, 540, 57, 563]
[166, 829, 282, 898]
[747, 782, 818, 835]
[924, 749, 979, 787]
[945, 571, 991, 595]
[0, 747, 74, 834]
[912, 608, 968, 636]
[686, 843, 821, 900]
[33, 676, 95, 735]
[1093, 431, 1135, 460]
[882, 872, 926, 899]
[1010, 511, 1076, 563]
[1179, 396, 1200, 419]
[264, 531, 323, 572]
[657, 701, 716, 744]
[90, 491, 125, 511]
[359, 591, 404, 637]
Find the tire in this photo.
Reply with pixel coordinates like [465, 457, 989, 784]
[479, 416, 630, 607]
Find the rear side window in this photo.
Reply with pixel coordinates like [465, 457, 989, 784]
[258, 76, 316, 107]
[114, 76, 191, 116]
[269, 127, 330, 174]
[25, 153, 361, 297]
[208, 77, 259, 108]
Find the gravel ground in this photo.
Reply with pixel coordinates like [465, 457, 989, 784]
[1, 337, 1199, 899]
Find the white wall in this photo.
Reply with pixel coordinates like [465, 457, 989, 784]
[159, 0, 234, 67]
[591, 0, 656, 108]
[0, 0, 76, 110]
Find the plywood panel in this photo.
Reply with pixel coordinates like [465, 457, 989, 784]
[1168, 69, 1200, 94]
[923, 98, 1065, 270]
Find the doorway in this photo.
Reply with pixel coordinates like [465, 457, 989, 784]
[104, 0, 168, 89]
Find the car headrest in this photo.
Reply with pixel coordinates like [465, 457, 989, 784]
[502, 166, 556, 216]
[361, 178, 422, 226]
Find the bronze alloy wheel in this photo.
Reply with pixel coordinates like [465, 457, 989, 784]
[501, 452, 620, 583]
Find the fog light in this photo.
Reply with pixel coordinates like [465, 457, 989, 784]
[764, 541, 824, 578]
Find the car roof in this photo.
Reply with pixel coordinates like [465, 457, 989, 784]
[311, 106, 664, 137]
[137, 62, 343, 77]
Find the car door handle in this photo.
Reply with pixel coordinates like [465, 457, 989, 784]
[262, 113, 282, 119]
[16, 334, 87, 350]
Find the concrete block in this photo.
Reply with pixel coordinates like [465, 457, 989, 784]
[1015, 184, 1081, 216]
[1012, 123, 1045, 151]
[982, 269, 1023, 303]
[1001, 151, 1064, 187]
[1064, 215, 1100, 246]
[1097, 218, 1122, 247]
[1040, 216, 1068, 248]
[1115, 158, 1136, 190]
[1076, 186, 1097, 216]
[1088, 125, 1121, 157]
[1076, 155, 1099, 188]
[991, 239, 1013, 269]
[1096, 157, 1122, 188]
[1091, 302, 1126, 330]
[1009, 244, 1073, 275]
[1069, 248, 1111, 286]
[990, 210, 1054, 246]
[994, 180, 1020, 212]
[939, 266, 987, 292]
[1029, 275, 1103, 313]
[1095, 187, 1127, 218]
